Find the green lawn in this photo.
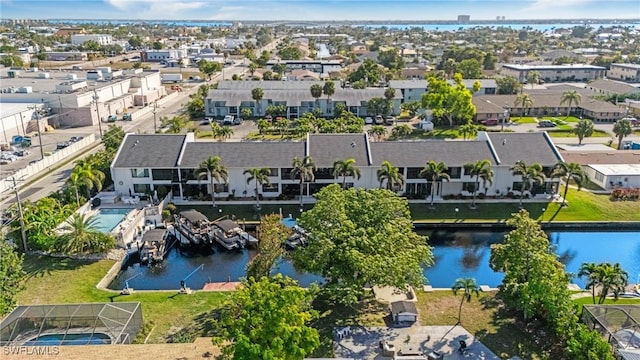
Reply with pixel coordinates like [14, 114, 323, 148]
[179, 184, 640, 223]
[245, 131, 304, 141]
[541, 116, 581, 123]
[17, 255, 228, 343]
[511, 116, 537, 124]
[544, 129, 610, 138]
[573, 296, 640, 313]
[404, 128, 461, 139]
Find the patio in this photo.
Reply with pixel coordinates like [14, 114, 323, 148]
[334, 325, 500, 360]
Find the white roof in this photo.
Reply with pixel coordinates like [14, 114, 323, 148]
[589, 164, 640, 176]
[0, 103, 31, 118]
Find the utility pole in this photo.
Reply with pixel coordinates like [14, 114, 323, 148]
[8, 177, 28, 253]
[28, 103, 45, 160]
[92, 90, 103, 139]
[152, 101, 158, 133]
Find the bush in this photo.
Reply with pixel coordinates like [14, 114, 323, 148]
[133, 320, 155, 344]
[165, 203, 177, 214]
[611, 188, 640, 201]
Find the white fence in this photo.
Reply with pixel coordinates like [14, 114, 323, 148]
[0, 134, 97, 193]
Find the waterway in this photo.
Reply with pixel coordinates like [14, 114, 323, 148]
[108, 230, 640, 291]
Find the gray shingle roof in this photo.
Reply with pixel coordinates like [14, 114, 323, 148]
[586, 79, 640, 95]
[307, 134, 371, 168]
[207, 88, 400, 107]
[113, 134, 187, 168]
[390, 300, 418, 315]
[179, 142, 305, 168]
[217, 80, 329, 90]
[369, 141, 497, 167]
[487, 132, 562, 166]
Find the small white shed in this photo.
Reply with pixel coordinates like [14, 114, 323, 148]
[391, 300, 418, 324]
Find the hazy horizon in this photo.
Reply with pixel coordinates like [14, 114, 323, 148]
[1, 0, 639, 22]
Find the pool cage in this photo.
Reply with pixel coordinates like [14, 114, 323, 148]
[581, 305, 640, 351]
[0, 302, 142, 346]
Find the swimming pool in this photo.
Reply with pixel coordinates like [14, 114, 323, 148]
[22, 332, 112, 346]
[94, 208, 131, 233]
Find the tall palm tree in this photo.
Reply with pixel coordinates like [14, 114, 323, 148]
[514, 93, 533, 117]
[464, 159, 494, 208]
[597, 262, 628, 304]
[377, 160, 405, 191]
[251, 87, 264, 116]
[451, 277, 480, 325]
[67, 162, 105, 207]
[195, 156, 229, 208]
[578, 262, 601, 305]
[322, 81, 335, 114]
[511, 160, 546, 207]
[165, 115, 186, 134]
[526, 70, 540, 89]
[244, 168, 272, 208]
[55, 213, 114, 254]
[419, 161, 450, 207]
[290, 156, 316, 206]
[552, 161, 588, 206]
[613, 119, 633, 150]
[310, 84, 323, 109]
[560, 90, 582, 118]
[572, 119, 594, 145]
[333, 158, 361, 189]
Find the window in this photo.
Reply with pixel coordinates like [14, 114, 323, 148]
[267, 168, 279, 177]
[262, 183, 279, 193]
[281, 168, 293, 179]
[133, 184, 151, 194]
[406, 167, 422, 179]
[595, 171, 604, 182]
[462, 182, 477, 193]
[130, 168, 149, 178]
[213, 183, 228, 193]
[152, 169, 177, 181]
[448, 167, 462, 179]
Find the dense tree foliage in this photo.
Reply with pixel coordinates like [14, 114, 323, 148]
[422, 73, 476, 127]
[0, 240, 24, 316]
[572, 119, 594, 145]
[495, 76, 522, 94]
[348, 59, 382, 86]
[457, 59, 483, 79]
[214, 275, 319, 360]
[377, 48, 404, 70]
[55, 213, 115, 254]
[246, 214, 286, 279]
[277, 46, 303, 60]
[291, 184, 433, 305]
[565, 324, 615, 360]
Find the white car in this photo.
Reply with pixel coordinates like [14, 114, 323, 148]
[364, 116, 374, 125]
[223, 115, 235, 125]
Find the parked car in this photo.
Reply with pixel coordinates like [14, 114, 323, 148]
[538, 120, 557, 128]
[233, 117, 242, 125]
[107, 115, 118, 122]
[202, 117, 214, 125]
[56, 142, 71, 150]
[122, 113, 132, 121]
[223, 115, 235, 125]
[364, 116, 374, 125]
[69, 136, 83, 142]
[384, 116, 395, 125]
[481, 119, 499, 126]
[374, 115, 384, 124]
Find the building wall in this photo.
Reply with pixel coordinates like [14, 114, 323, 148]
[501, 66, 605, 82]
[71, 34, 113, 46]
[584, 166, 640, 190]
[607, 64, 640, 82]
[0, 108, 37, 144]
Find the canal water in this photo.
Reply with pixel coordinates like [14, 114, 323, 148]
[108, 230, 640, 291]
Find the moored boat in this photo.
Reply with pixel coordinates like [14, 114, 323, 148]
[211, 219, 258, 250]
[173, 209, 212, 247]
[139, 229, 168, 264]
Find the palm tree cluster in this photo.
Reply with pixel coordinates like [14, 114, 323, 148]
[67, 159, 106, 207]
[195, 156, 229, 208]
[578, 262, 629, 304]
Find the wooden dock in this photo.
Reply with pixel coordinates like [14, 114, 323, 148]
[202, 282, 241, 291]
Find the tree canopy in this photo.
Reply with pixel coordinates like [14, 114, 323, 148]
[214, 275, 319, 360]
[348, 59, 382, 86]
[291, 184, 433, 305]
[0, 240, 24, 316]
[421, 73, 476, 127]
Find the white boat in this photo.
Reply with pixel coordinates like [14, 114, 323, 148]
[285, 225, 308, 250]
[173, 209, 211, 246]
[139, 229, 168, 264]
[210, 219, 258, 250]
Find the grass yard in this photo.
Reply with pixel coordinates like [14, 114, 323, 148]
[511, 116, 537, 124]
[541, 116, 581, 123]
[544, 129, 610, 138]
[17, 255, 228, 343]
[245, 131, 304, 141]
[405, 128, 461, 139]
[416, 291, 556, 359]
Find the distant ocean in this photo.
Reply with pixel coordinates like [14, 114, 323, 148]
[48, 20, 639, 32]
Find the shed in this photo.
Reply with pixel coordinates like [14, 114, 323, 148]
[391, 300, 418, 324]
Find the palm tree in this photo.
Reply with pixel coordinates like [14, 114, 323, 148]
[251, 87, 264, 116]
[290, 156, 316, 206]
[377, 160, 405, 191]
[597, 263, 628, 304]
[67, 162, 105, 207]
[310, 84, 323, 109]
[552, 161, 588, 206]
[578, 262, 601, 305]
[514, 93, 533, 117]
[333, 158, 361, 189]
[511, 160, 546, 207]
[613, 119, 633, 150]
[195, 156, 229, 208]
[464, 159, 494, 208]
[451, 277, 480, 325]
[55, 213, 114, 254]
[165, 115, 186, 133]
[322, 81, 335, 114]
[390, 124, 413, 139]
[367, 125, 387, 141]
[419, 161, 450, 207]
[217, 125, 234, 142]
[458, 123, 478, 140]
[572, 119, 594, 145]
[384, 87, 396, 116]
[526, 70, 540, 89]
[244, 168, 272, 208]
[560, 90, 582, 118]
[443, 58, 457, 79]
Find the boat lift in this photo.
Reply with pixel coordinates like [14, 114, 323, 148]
[120, 272, 142, 295]
[179, 264, 204, 295]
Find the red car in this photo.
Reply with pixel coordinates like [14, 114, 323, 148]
[481, 119, 499, 126]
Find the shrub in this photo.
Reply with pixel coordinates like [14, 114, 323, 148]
[165, 203, 177, 214]
[610, 188, 640, 201]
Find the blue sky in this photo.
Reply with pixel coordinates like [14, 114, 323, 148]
[1, 0, 638, 21]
